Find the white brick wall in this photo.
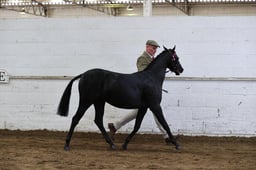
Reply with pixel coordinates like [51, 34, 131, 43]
[0, 17, 256, 136]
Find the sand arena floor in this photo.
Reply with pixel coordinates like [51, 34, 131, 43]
[0, 130, 255, 170]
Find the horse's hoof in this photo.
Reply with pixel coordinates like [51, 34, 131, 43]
[110, 144, 117, 150]
[122, 144, 127, 150]
[175, 144, 181, 151]
[64, 145, 70, 151]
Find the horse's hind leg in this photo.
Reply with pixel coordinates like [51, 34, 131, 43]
[122, 108, 147, 150]
[64, 102, 91, 151]
[93, 101, 116, 150]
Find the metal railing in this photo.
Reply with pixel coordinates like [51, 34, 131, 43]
[1, 0, 255, 17]
[1, 0, 255, 6]
[8, 75, 256, 81]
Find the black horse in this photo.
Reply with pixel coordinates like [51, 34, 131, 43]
[57, 46, 184, 151]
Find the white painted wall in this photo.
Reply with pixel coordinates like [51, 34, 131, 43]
[0, 17, 256, 136]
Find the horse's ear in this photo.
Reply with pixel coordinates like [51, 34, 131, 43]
[163, 46, 168, 51]
[172, 45, 176, 51]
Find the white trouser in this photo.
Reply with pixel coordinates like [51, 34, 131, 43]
[113, 109, 168, 139]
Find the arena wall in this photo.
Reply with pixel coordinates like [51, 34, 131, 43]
[0, 16, 256, 136]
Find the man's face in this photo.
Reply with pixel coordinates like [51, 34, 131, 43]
[146, 45, 158, 57]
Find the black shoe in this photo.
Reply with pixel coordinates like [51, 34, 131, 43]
[108, 123, 117, 140]
[165, 138, 172, 145]
[165, 136, 181, 146]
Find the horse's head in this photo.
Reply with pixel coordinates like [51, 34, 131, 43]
[164, 46, 184, 75]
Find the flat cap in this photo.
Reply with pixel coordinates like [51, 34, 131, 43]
[146, 40, 160, 48]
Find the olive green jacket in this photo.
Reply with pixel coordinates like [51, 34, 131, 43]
[136, 51, 153, 72]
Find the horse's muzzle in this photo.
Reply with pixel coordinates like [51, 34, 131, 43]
[175, 68, 184, 75]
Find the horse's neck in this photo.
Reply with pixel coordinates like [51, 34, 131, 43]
[146, 55, 168, 83]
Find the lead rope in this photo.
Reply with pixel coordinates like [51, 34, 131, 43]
[162, 69, 170, 93]
[162, 89, 168, 93]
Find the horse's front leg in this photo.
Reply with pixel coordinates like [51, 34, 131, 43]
[122, 108, 147, 150]
[150, 105, 181, 150]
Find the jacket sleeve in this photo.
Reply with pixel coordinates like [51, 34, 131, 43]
[136, 56, 149, 72]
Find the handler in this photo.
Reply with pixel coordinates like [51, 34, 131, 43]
[108, 40, 172, 144]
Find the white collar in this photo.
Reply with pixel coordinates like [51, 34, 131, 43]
[145, 51, 153, 58]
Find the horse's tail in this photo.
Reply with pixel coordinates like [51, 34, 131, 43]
[57, 74, 82, 117]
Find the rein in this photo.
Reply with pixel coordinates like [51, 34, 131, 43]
[162, 89, 168, 93]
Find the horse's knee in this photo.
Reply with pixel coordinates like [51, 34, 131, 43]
[133, 126, 141, 133]
[71, 117, 80, 126]
[94, 119, 103, 127]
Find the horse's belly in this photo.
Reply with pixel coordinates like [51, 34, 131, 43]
[107, 101, 141, 109]
[103, 80, 145, 109]
[105, 94, 144, 109]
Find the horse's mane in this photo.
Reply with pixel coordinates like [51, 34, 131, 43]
[143, 49, 170, 71]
